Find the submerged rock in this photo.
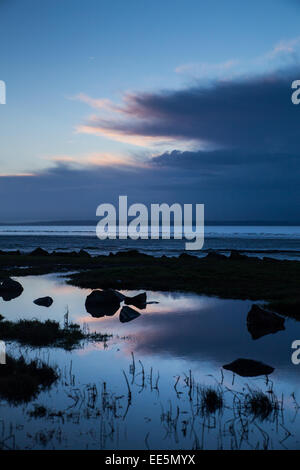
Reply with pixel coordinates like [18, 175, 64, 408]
[223, 358, 274, 377]
[119, 306, 141, 323]
[0, 277, 24, 301]
[33, 296, 53, 307]
[124, 292, 147, 309]
[85, 289, 120, 318]
[247, 304, 285, 340]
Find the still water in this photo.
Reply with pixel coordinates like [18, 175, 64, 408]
[1, 273, 300, 450]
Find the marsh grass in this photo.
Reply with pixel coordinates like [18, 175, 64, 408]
[1, 359, 294, 450]
[244, 387, 280, 421]
[0, 317, 111, 350]
[0, 355, 58, 404]
[199, 386, 224, 415]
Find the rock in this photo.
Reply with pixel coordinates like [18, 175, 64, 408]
[124, 292, 147, 309]
[0, 278, 23, 301]
[115, 250, 146, 258]
[78, 249, 91, 258]
[85, 290, 120, 318]
[229, 250, 248, 260]
[109, 289, 127, 301]
[205, 251, 227, 260]
[33, 296, 53, 307]
[30, 247, 49, 256]
[178, 253, 197, 261]
[51, 251, 78, 257]
[223, 358, 274, 377]
[247, 304, 285, 340]
[119, 306, 141, 323]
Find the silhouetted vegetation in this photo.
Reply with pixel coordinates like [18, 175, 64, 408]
[0, 250, 299, 308]
[0, 317, 111, 350]
[0, 355, 58, 404]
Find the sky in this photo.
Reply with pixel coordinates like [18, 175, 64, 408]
[0, 0, 300, 222]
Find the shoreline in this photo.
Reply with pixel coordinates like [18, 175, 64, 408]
[0, 248, 299, 317]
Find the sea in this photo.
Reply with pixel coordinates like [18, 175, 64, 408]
[0, 224, 299, 259]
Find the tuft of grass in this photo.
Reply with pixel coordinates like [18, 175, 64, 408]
[0, 355, 58, 404]
[199, 386, 224, 415]
[28, 404, 48, 418]
[244, 389, 278, 421]
[0, 317, 111, 350]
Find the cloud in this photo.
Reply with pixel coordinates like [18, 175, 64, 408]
[47, 151, 147, 169]
[0, 146, 299, 223]
[175, 38, 300, 81]
[76, 66, 300, 153]
[175, 59, 239, 79]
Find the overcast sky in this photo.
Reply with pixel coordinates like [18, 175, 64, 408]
[0, 0, 300, 222]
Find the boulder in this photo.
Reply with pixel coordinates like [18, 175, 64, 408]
[30, 247, 49, 256]
[78, 249, 91, 258]
[205, 251, 227, 260]
[247, 304, 285, 340]
[85, 289, 120, 318]
[229, 250, 248, 260]
[124, 292, 147, 309]
[109, 289, 127, 301]
[119, 306, 141, 323]
[0, 278, 23, 301]
[223, 358, 274, 377]
[33, 296, 53, 307]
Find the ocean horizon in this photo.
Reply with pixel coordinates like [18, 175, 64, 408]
[0, 223, 300, 259]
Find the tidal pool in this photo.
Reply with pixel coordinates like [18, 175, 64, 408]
[1, 273, 300, 450]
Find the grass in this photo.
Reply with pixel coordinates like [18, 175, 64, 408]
[244, 388, 279, 421]
[0, 317, 112, 350]
[0, 355, 58, 404]
[65, 252, 300, 304]
[1, 359, 292, 450]
[199, 386, 224, 415]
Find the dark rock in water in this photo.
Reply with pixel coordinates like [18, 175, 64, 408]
[115, 250, 147, 258]
[5, 250, 21, 256]
[33, 296, 53, 307]
[109, 289, 127, 301]
[247, 304, 285, 340]
[52, 251, 78, 257]
[0, 278, 24, 301]
[124, 292, 147, 309]
[223, 358, 274, 377]
[229, 250, 248, 260]
[30, 247, 49, 256]
[205, 251, 227, 260]
[85, 290, 120, 318]
[119, 306, 141, 323]
[262, 257, 279, 263]
[178, 253, 197, 261]
[78, 249, 91, 258]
